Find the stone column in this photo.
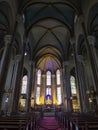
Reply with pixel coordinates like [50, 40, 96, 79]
[11, 52, 25, 114]
[77, 55, 89, 112]
[63, 61, 72, 112]
[52, 74, 56, 105]
[71, 39, 83, 112]
[26, 61, 33, 112]
[0, 35, 12, 107]
[87, 36, 98, 87]
[40, 73, 44, 105]
[33, 69, 37, 106]
[41, 73, 46, 105]
[79, 15, 98, 93]
[31, 63, 36, 105]
[87, 36, 98, 108]
[62, 62, 67, 111]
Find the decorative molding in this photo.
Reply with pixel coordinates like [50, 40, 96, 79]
[63, 61, 69, 66]
[16, 14, 23, 23]
[70, 37, 75, 45]
[4, 35, 12, 45]
[77, 55, 84, 63]
[14, 55, 21, 62]
[87, 35, 96, 46]
[29, 61, 34, 66]
[78, 15, 84, 24]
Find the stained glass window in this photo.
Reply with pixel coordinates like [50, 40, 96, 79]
[57, 87, 62, 104]
[56, 69, 60, 85]
[46, 87, 51, 95]
[46, 71, 51, 85]
[37, 69, 41, 85]
[36, 87, 40, 104]
[21, 75, 27, 94]
[70, 76, 77, 94]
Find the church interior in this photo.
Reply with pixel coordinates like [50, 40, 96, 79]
[0, 0, 98, 130]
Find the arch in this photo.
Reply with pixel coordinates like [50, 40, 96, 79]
[56, 69, 61, 85]
[70, 75, 77, 94]
[56, 69, 62, 104]
[21, 75, 27, 94]
[37, 69, 41, 85]
[87, 2, 98, 34]
[0, 1, 16, 33]
[46, 70, 51, 86]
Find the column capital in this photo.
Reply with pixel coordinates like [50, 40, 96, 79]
[87, 35, 96, 46]
[16, 14, 23, 23]
[63, 61, 69, 66]
[70, 37, 75, 45]
[29, 61, 34, 66]
[77, 55, 84, 63]
[4, 35, 12, 45]
[78, 15, 84, 23]
[14, 55, 21, 62]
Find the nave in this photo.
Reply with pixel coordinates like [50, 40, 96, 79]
[0, 108, 98, 130]
[0, 0, 98, 129]
[38, 116, 62, 130]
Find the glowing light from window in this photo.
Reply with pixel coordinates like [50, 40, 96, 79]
[46, 71, 51, 85]
[37, 69, 41, 85]
[56, 69, 61, 85]
[36, 87, 40, 104]
[70, 76, 77, 94]
[46, 88, 51, 95]
[57, 87, 62, 104]
[21, 75, 27, 94]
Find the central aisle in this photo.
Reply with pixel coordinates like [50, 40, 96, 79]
[38, 116, 62, 130]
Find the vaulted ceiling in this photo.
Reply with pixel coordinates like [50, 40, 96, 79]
[0, 0, 98, 72]
[21, 0, 81, 71]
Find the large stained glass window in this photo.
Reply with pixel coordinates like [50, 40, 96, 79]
[57, 87, 62, 104]
[70, 76, 76, 94]
[56, 69, 60, 85]
[46, 71, 51, 85]
[46, 87, 51, 95]
[36, 87, 40, 104]
[37, 69, 41, 85]
[56, 69, 62, 104]
[21, 75, 27, 94]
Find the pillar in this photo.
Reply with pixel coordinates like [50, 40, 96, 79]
[9, 55, 24, 114]
[87, 36, 98, 89]
[30, 62, 36, 107]
[41, 73, 46, 105]
[78, 15, 98, 93]
[79, 15, 98, 108]
[63, 61, 72, 112]
[52, 74, 57, 105]
[26, 61, 33, 112]
[0, 35, 12, 107]
[77, 55, 89, 112]
[70, 38, 83, 112]
[87, 36, 98, 108]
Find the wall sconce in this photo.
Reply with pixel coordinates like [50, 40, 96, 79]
[5, 96, 9, 103]
[86, 88, 96, 104]
[70, 96, 73, 100]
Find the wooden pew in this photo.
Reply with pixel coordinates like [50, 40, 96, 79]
[0, 114, 33, 130]
[65, 113, 98, 130]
